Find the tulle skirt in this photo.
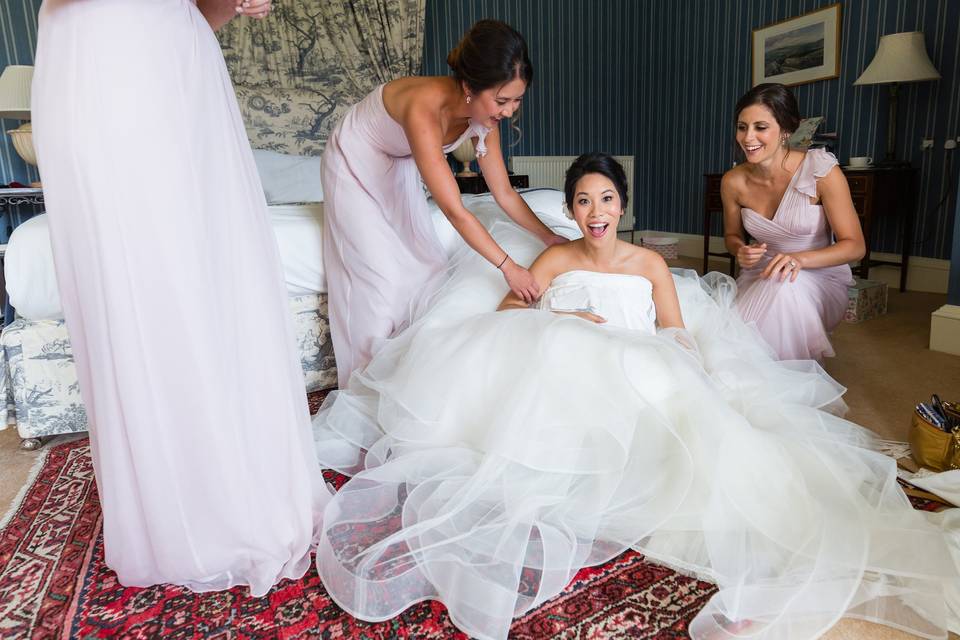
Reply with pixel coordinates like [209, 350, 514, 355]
[313, 204, 957, 639]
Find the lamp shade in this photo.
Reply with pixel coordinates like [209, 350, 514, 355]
[0, 65, 32, 120]
[854, 32, 940, 85]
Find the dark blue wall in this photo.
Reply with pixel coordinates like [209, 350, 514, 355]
[4, 1, 957, 260]
[423, 0, 960, 260]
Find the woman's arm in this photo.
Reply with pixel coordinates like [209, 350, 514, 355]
[403, 106, 540, 302]
[648, 253, 684, 329]
[761, 166, 866, 280]
[721, 170, 766, 268]
[497, 247, 561, 310]
[477, 127, 566, 246]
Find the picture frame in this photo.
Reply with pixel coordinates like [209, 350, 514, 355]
[752, 4, 841, 87]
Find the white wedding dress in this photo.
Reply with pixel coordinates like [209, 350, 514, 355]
[312, 202, 959, 640]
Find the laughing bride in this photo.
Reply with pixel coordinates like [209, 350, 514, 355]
[312, 153, 959, 640]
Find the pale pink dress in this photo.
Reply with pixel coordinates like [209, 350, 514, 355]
[736, 149, 854, 361]
[321, 85, 491, 386]
[32, 0, 327, 595]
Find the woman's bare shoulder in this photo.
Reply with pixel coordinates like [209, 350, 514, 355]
[616, 242, 670, 278]
[383, 77, 450, 123]
[721, 164, 749, 191]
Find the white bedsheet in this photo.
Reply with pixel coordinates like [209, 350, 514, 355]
[4, 189, 573, 321]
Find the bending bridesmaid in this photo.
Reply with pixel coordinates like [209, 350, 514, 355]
[721, 83, 865, 361]
[32, 0, 327, 595]
[321, 19, 567, 387]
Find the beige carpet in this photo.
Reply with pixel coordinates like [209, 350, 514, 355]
[1, 278, 957, 639]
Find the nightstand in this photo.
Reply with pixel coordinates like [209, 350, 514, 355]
[455, 173, 529, 194]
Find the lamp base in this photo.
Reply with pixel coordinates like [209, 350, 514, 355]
[8, 122, 36, 166]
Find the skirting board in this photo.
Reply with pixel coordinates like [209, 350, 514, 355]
[635, 230, 950, 294]
[930, 304, 960, 356]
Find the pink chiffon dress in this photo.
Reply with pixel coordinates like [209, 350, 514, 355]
[31, 0, 327, 595]
[320, 85, 491, 387]
[735, 149, 854, 361]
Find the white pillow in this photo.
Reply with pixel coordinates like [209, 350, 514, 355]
[252, 149, 324, 204]
[5, 214, 63, 320]
[519, 188, 567, 223]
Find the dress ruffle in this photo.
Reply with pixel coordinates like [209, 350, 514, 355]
[794, 148, 840, 200]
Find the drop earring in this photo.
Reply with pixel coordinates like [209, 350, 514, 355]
[465, 94, 472, 105]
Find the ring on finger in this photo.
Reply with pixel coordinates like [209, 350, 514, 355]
[788, 259, 797, 269]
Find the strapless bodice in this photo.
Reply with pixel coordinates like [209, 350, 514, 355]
[538, 270, 656, 334]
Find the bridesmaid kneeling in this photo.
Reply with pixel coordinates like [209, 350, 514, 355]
[720, 83, 865, 361]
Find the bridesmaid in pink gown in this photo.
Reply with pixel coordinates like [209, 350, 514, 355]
[721, 84, 865, 361]
[321, 20, 567, 387]
[32, 0, 327, 595]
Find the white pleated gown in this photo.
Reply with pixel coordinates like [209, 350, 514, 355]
[31, 0, 328, 595]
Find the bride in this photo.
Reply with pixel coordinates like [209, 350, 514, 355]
[312, 153, 959, 640]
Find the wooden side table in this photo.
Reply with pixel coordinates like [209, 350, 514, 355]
[702, 167, 917, 290]
[455, 173, 529, 194]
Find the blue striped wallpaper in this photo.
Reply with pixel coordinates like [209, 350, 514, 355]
[423, 0, 960, 260]
[2, 1, 956, 260]
[0, 0, 41, 187]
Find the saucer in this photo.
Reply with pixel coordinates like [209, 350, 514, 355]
[842, 164, 873, 170]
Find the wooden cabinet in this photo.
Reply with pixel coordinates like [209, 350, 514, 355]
[702, 166, 917, 290]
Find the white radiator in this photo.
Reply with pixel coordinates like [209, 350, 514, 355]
[511, 155, 635, 231]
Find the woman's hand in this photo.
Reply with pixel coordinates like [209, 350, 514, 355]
[543, 233, 569, 247]
[556, 310, 607, 324]
[501, 260, 540, 304]
[761, 253, 803, 282]
[737, 242, 767, 268]
[236, 0, 271, 18]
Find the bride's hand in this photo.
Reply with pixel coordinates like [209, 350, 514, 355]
[501, 260, 540, 304]
[557, 311, 607, 324]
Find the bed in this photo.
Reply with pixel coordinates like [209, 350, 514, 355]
[0, 151, 573, 449]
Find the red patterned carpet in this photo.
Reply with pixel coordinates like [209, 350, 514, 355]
[0, 392, 942, 640]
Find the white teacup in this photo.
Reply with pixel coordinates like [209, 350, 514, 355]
[848, 156, 873, 168]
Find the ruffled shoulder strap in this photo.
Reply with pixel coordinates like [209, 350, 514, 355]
[794, 148, 839, 199]
[468, 121, 492, 158]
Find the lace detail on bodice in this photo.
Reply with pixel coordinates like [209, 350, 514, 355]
[538, 270, 656, 334]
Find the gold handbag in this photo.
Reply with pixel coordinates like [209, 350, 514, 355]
[909, 410, 960, 472]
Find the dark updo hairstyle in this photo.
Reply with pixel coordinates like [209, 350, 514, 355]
[447, 19, 533, 94]
[564, 153, 629, 212]
[734, 83, 801, 135]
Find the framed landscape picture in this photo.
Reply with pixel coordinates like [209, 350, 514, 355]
[752, 4, 841, 87]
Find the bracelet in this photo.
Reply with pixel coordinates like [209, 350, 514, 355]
[496, 254, 509, 269]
